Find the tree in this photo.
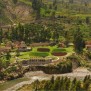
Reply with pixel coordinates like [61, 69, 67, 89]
[51, 76, 60, 90]
[49, 4, 52, 9]
[50, 76, 54, 84]
[34, 79, 39, 90]
[86, 17, 90, 24]
[12, 0, 18, 4]
[72, 77, 77, 85]
[76, 81, 82, 91]
[73, 28, 85, 53]
[64, 30, 71, 47]
[52, 30, 59, 42]
[84, 80, 90, 91]
[54, 5, 57, 10]
[53, 0, 57, 6]
[0, 57, 4, 72]
[16, 50, 20, 57]
[44, 81, 50, 91]
[32, 0, 42, 19]
[84, 1, 89, 7]
[84, 75, 90, 83]
[0, 28, 3, 43]
[17, 23, 25, 41]
[6, 51, 11, 60]
[69, 0, 74, 3]
[0, 55, 10, 70]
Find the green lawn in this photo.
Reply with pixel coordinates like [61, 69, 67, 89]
[10, 46, 74, 61]
[19, 46, 73, 58]
[29, 52, 49, 57]
[65, 47, 74, 53]
[19, 52, 30, 59]
[0, 77, 29, 91]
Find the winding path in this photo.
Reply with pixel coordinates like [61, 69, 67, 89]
[4, 67, 91, 91]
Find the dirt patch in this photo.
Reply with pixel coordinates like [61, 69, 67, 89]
[37, 48, 50, 52]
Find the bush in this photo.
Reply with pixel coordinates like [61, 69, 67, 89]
[52, 48, 66, 53]
[87, 52, 91, 59]
[30, 52, 49, 57]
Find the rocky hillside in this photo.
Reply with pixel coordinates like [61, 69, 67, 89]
[0, 0, 34, 25]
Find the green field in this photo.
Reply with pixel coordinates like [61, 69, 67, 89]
[0, 77, 29, 91]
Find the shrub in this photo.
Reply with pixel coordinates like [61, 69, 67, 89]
[30, 52, 49, 57]
[52, 48, 66, 53]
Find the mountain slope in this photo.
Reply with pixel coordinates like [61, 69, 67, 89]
[0, 0, 91, 25]
[0, 0, 34, 25]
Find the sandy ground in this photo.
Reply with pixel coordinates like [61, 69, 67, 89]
[4, 67, 91, 91]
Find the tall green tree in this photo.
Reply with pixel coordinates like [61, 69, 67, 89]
[32, 0, 42, 19]
[12, 0, 18, 4]
[69, 0, 74, 3]
[0, 28, 3, 43]
[6, 51, 11, 60]
[86, 17, 90, 24]
[74, 28, 85, 53]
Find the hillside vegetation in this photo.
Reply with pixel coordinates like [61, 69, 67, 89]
[1, 0, 91, 25]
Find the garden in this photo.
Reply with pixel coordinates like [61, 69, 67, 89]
[18, 46, 73, 59]
[0, 44, 73, 65]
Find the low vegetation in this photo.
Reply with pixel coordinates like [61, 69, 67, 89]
[52, 48, 66, 53]
[29, 52, 49, 57]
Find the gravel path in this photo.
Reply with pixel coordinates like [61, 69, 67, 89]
[4, 67, 91, 91]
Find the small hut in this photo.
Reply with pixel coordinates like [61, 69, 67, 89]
[85, 41, 91, 51]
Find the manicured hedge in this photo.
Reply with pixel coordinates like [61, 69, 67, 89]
[51, 52, 67, 56]
[52, 48, 66, 53]
[37, 48, 50, 52]
[29, 52, 49, 57]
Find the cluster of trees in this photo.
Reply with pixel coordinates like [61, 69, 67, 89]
[0, 21, 91, 53]
[32, 0, 45, 19]
[37, 60, 72, 74]
[0, 50, 21, 79]
[0, 52, 11, 70]
[0, 23, 64, 43]
[0, 62, 24, 80]
[32, 75, 91, 91]
[74, 28, 85, 53]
